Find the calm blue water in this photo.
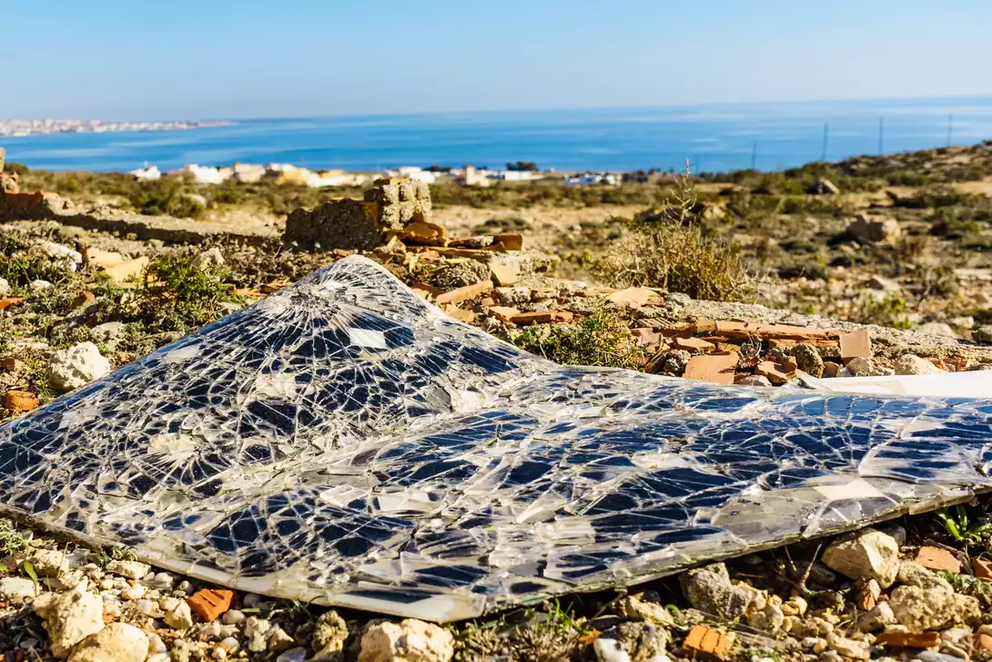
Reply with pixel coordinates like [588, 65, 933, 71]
[4, 97, 992, 174]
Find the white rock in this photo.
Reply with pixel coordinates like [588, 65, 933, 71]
[359, 619, 455, 662]
[846, 216, 901, 244]
[38, 241, 83, 268]
[30, 279, 53, 292]
[48, 342, 112, 392]
[0, 277, 9, 296]
[33, 584, 105, 657]
[896, 560, 954, 591]
[594, 639, 631, 662]
[164, 600, 195, 630]
[120, 585, 145, 601]
[940, 627, 973, 659]
[915, 322, 957, 338]
[91, 322, 126, 344]
[894, 355, 945, 375]
[845, 357, 876, 377]
[31, 549, 70, 577]
[136, 599, 163, 618]
[218, 637, 240, 653]
[0, 576, 38, 603]
[276, 648, 307, 662]
[616, 595, 677, 627]
[867, 275, 900, 292]
[679, 562, 756, 620]
[67, 623, 149, 662]
[827, 633, 870, 660]
[748, 601, 785, 634]
[856, 602, 895, 632]
[104, 560, 150, 580]
[821, 528, 899, 587]
[268, 626, 295, 653]
[888, 585, 956, 630]
[195, 247, 225, 269]
[221, 609, 246, 625]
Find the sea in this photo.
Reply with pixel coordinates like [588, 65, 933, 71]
[4, 96, 992, 174]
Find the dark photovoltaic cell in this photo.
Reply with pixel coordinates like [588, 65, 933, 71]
[0, 256, 990, 621]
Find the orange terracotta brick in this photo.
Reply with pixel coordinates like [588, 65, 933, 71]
[435, 280, 493, 306]
[443, 305, 476, 324]
[509, 311, 555, 325]
[915, 546, 961, 573]
[754, 324, 832, 340]
[972, 558, 992, 580]
[672, 336, 716, 352]
[4, 390, 39, 413]
[487, 306, 520, 321]
[839, 330, 872, 360]
[187, 589, 233, 622]
[684, 352, 739, 385]
[69, 291, 96, 308]
[607, 287, 657, 307]
[492, 233, 524, 250]
[975, 633, 992, 653]
[875, 631, 941, 649]
[683, 624, 734, 660]
[755, 361, 793, 385]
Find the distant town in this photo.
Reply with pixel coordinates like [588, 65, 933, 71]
[0, 118, 232, 137]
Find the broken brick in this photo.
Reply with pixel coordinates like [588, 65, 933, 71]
[4, 390, 39, 413]
[821, 361, 842, 378]
[672, 337, 715, 352]
[915, 546, 961, 573]
[489, 262, 520, 286]
[187, 589, 234, 622]
[683, 624, 734, 661]
[606, 287, 656, 307]
[975, 633, 992, 653]
[492, 233, 523, 250]
[839, 330, 872, 360]
[875, 631, 941, 649]
[443, 306, 475, 324]
[435, 280, 493, 306]
[972, 558, 992, 580]
[487, 306, 520, 321]
[509, 311, 555, 325]
[71, 291, 96, 308]
[683, 352, 739, 385]
[754, 361, 793, 385]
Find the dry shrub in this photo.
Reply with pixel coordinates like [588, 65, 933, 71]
[594, 223, 752, 302]
[593, 161, 753, 302]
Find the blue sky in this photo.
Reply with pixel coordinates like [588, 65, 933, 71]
[4, 1, 992, 120]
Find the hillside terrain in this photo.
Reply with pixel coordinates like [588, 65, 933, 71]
[0, 143, 992, 662]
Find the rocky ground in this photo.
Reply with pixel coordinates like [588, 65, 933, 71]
[2, 144, 992, 662]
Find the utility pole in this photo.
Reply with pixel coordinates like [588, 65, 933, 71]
[821, 122, 829, 162]
[878, 117, 884, 155]
[751, 141, 757, 170]
[947, 113, 953, 147]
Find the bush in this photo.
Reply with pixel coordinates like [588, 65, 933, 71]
[129, 180, 205, 219]
[0, 234, 73, 287]
[513, 307, 643, 369]
[139, 249, 231, 327]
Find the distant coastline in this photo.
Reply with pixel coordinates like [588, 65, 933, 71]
[0, 118, 234, 138]
[3, 97, 992, 173]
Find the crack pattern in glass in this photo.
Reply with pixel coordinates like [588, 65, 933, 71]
[1, 256, 991, 621]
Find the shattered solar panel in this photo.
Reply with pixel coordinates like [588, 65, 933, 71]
[1, 255, 991, 621]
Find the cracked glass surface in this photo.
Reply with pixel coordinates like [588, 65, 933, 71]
[1, 255, 991, 621]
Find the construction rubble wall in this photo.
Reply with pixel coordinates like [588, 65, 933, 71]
[284, 177, 433, 250]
